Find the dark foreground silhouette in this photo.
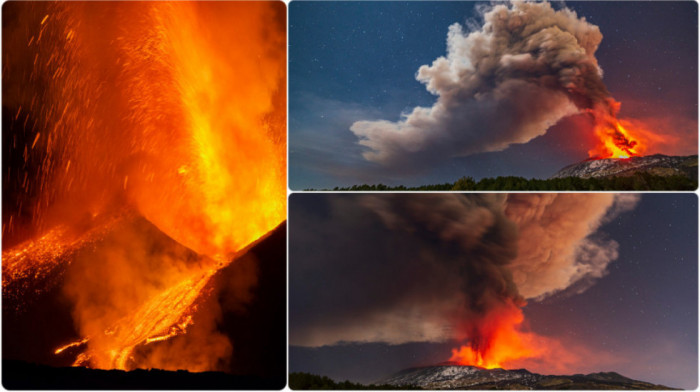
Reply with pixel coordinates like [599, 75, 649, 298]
[323, 173, 696, 191]
[3, 360, 281, 390]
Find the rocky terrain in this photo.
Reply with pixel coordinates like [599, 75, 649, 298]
[380, 364, 675, 390]
[550, 154, 697, 180]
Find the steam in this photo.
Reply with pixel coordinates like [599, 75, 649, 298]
[350, 1, 615, 171]
[289, 193, 639, 347]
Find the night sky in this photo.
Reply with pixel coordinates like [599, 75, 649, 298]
[288, 193, 698, 389]
[289, 1, 698, 189]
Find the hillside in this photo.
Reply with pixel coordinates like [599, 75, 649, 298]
[550, 154, 697, 180]
[380, 364, 676, 390]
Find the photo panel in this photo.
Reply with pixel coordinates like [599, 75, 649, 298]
[289, 1, 698, 191]
[2, 1, 286, 389]
[289, 193, 697, 390]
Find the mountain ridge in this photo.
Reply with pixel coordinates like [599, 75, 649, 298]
[379, 364, 676, 390]
[550, 154, 698, 180]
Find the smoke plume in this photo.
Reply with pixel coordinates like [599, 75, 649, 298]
[350, 1, 617, 171]
[289, 193, 639, 347]
[505, 193, 639, 299]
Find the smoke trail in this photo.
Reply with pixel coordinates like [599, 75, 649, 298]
[289, 193, 638, 347]
[350, 1, 618, 171]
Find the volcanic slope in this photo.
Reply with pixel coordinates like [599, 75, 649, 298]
[380, 364, 675, 390]
[550, 154, 697, 180]
[2, 213, 286, 388]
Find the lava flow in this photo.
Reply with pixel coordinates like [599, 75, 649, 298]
[449, 302, 541, 370]
[587, 100, 647, 159]
[3, 1, 285, 372]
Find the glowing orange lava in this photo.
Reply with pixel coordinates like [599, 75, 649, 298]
[588, 101, 648, 159]
[449, 302, 541, 369]
[3, 1, 285, 372]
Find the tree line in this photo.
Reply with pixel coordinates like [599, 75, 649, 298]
[317, 173, 697, 191]
[288, 372, 420, 390]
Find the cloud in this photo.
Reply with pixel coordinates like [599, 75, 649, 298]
[289, 193, 639, 347]
[350, 1, 611, 172]
[505, 193, 639, 299]
[289, 94, 388, 189]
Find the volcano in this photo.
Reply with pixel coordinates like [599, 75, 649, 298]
[550, 154, 698, 180]
[380, 363, 674, 390]
[3, 1, 286, 387]
[2, 213, 286, 388]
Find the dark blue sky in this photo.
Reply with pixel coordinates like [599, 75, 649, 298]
[289, 1, 698, 189]
[289, 194, 698, 389]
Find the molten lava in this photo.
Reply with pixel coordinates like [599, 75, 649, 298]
[3, 1, 285, 372]
[449, 302, 541, 370]
[588, 101, 647, 159]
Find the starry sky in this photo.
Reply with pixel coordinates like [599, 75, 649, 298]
[289, 1, 698, 189]
[289, 193, 698, 389]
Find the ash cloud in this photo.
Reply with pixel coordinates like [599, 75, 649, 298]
[350, 1, 612, 172]
[506, 193, 638, 299]
[289, 193, 638, 347]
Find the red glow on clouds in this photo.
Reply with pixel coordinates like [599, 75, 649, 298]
[449, 301, 616, 375]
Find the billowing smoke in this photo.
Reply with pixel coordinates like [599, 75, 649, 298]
[506, 193, 639, 299]
[350, 1, 618, 170]
[289, 193, 639, 348]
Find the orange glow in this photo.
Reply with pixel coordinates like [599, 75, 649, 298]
[449, 302, 542, 369]
[3, 1, 285, 372]
[120, 2, 287, 260]
[588, 102, 648, 159]
[448, 302, 594, 375]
